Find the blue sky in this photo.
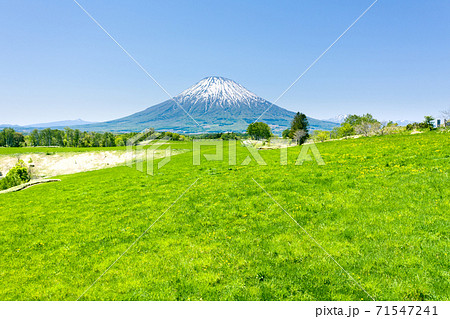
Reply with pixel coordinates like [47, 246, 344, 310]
[1, 0, 449, 125]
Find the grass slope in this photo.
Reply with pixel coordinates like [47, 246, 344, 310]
[0, 142, 191, 155]
[0, 146, 129, 155]
[0, 132, 448, 300]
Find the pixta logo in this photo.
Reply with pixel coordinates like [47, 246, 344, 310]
[192, 138, 325, 166]
[127, 129, 325, 176]
[126, 130, 172, 176]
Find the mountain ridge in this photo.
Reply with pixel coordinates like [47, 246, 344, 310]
[0, 119, 95, 131]
[25, 119, 96, 128]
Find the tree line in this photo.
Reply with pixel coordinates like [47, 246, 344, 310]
[0, 128, 25, 147]
[310, 114, 442, 143]
[0, 127, 187, 148]
[2, 112, 444, 148]
[246, 112, 444, 145]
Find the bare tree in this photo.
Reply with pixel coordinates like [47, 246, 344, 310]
[354, 122, 371, 136]
[355, 121, 381, 136]
[441, 108, 450, 120]
[371, 122, 381, 135]
[293, 130, 307, 145]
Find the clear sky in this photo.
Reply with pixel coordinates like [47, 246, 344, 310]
[1, 0, 449, 125]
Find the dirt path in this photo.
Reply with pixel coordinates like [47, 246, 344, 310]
[0, 149, 185, 178]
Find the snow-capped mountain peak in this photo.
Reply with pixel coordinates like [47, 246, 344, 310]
[175, 76, 264, 110]
[325, 114, 349, 124]
[67, 76, 338, 133]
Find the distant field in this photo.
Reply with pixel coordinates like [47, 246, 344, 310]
[0, 132, 448, 300]
[0, 146, 129, 155]
[0, 142, 192, 156]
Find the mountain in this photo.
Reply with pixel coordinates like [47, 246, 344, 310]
[24, 119, 95, 128]
[393, 120, 414, 126]
[325, 114, 348, 124]
[77, 77, 337, 134]
[0, 124, 22, 129]
[0, 119, 96, 132]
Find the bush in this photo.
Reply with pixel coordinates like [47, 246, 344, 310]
[0, 160, 31, 190]
[282, 129, 290, 139]
[247, 122, 272, 140]
[406, 122, 431, 131]
[164, 132, 184, 141]
[312, 130, 330, 142]
[220, 132, 238, 140]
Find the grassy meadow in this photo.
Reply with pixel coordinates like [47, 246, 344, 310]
[0, 132, 448, 300]
[0, 146, 130, 155]
[0, 142, 194, 156]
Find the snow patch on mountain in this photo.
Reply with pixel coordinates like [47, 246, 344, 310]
[175, 76, 265, 110]
[392, 120, 414, 126]
[325, 114, 349, 124]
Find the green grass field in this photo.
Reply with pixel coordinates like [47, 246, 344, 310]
[0, 146, 130, 155]
[0, 142, 194, 156]
[0, 132, 448, 300]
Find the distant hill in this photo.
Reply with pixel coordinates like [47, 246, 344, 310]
[24, 119, 95, 128]
[324, 114, 348, 124]
[0, 119, 96, 132]
[74, 76, 338, 134]
[0, 124, 22, 129]
[324, 115, 415, 127]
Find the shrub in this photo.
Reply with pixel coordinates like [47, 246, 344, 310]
[406, 122, 431, 131]
[282, 129, 290, 139]
[247, 122, 272, 140]
[0, 160, 31, 190]
[312, 130, 330, 142]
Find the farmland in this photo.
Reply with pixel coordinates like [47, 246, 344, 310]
[0, 132, 448, 300]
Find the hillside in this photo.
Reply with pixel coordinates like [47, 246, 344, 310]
[0, 132, 448, 300]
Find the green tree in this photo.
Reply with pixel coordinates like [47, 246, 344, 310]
[339, 123, 354, 137]
[0, 128, 24, 147]
[79, 132, 92, 147]
[330, 127, 341, 139]
[344, 113, 378, 126]
[221, 132, 237, 140]
[54, 130, 65, 146]
[2, 128, 15, 147]
[74, 129, 81, 147]
[335, 114, 380, 138]
[282, 129, 290, 139]
[247, 122, 272, 140]
[40, 128, 53, 146]
[30, 129, 40, 146]
[0, 130, 5, 147]
[423, 116, 435, 129]
[102, 132, 116, 147]
[289, 112, 309, 144]
[0, 160, 30, 190]
[115, 136, 125, 146]
[12, 132, 25, 147]
[65, 128, 74, 147]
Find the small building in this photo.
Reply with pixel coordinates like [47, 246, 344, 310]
[435, 119, 449, 128]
